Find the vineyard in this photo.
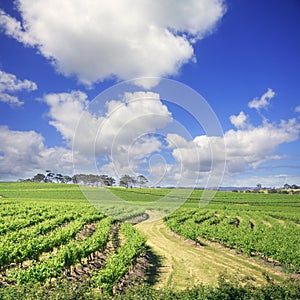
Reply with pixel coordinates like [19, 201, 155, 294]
[0, 182, 146, 297]
[164, 209, 300, 271]
[164, 190, 300, 273]
[0, 182, 299, 299]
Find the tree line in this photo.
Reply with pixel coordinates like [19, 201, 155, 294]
[22, 171, 148, 188]
[232, 183, 300, 194]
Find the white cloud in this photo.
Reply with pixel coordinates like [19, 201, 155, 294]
[229, 111, 248, 129]
[0, 70, 37, 92]
[248, 88, 275, 110]
[2, 85, 299, 186]
[0, 0, 226, 88]
[44, 90, 172, 150]
[94, 92, 172, 174]
[166, 118, 300, 181]
[44, 88, 299, 187]
[167, 134, 224, 174]
[295, 105, 300, 113]
[43, 90, 173, 176]
[43, 90, 89, 141]
[0, 10, 36, 45]
[166, 133, 191, 148]
[0, 94, 22, 106]
[128, 136, 163, 161]
[0, 70, 37, 106]
[224, 118, 299, 172]
[0, 126, 83, 180]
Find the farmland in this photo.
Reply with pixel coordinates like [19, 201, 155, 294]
[164, 190, 300, 273]
[0, 182, 299, 299]
[0, 182, 146, 298]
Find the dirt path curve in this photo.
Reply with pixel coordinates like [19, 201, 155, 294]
[135, 211, 285, 290]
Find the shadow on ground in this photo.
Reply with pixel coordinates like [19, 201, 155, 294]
[144, 246, 165, 286]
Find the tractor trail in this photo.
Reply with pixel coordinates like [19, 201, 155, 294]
[136, 212, 286, 290]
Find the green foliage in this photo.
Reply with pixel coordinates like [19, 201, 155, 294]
[165, 208, 300, 272]
[94, 222, 146, 294]
[1, 276, 299, 299]
[119, 175, 136, 188]
[0, 182, 299, 299]
[7, 217, 112, 284]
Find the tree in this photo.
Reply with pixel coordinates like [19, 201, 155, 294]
[29, 171, 73, 184]
[72, 175, 78, 184]
[63, 175, 73, 184]
[283, 183, 291, 189]
[268, 188, 278, 194]
[107, 177, 116, 186]
[72, 174, 115, 186]
[32, 173, 46, 182]
[54, 173, 64, 183]
[100, 175, 115, 186]
[136, 175, 148, 188]
[119, 175, 135, 188]
[45, 170, 55, 183]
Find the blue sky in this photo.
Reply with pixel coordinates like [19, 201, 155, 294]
[0, 0, 299, 187]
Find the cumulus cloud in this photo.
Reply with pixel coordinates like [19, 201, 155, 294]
[295, 105, 300, 113]
[44, 90, 172, 149]
[248, 88, 275, 110]
[0, 70, 37, 106]
[127, 136, 163, 162]
[229, 111, 248, 129]
[0, 126, 83, 180]
[42, 87, 300, 187]
[0, 0, 226, 88]
[97, 91, 172, 153]
[224, 118, 299, 172]
[167, 134, 223, 173]
[0, 10, 36, 45]
[3, 85, 299, 185]
[166, 117, 300, 181]
[94, 105, 171, 175]
[43, 90, 89, 141]
[167, 89, 300, 182]
[43, 90, 172, 176]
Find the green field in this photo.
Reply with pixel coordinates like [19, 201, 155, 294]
[0, 182, 299, 299]
[0, 182, 146, 298]
[163, 190, 300, 272]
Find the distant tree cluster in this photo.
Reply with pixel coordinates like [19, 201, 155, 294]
[23, 171, 115, 186]
[73, 174, 115, 186]
[233, 183, 300, 194]
[23, 170, 73, 184]
[23, 171, 149, 188]
[119, 174, 148, 188]
[283, 183, 300, 189]
[268, 183, 300, 194]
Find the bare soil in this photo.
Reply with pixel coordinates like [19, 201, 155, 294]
[135, 211, 288, 290]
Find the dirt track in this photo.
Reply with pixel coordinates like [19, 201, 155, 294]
[135, 212, 285, 290]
